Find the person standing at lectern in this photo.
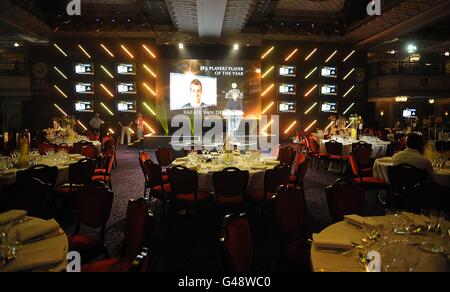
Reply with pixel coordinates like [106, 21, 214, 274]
[225, 83, 244, 141]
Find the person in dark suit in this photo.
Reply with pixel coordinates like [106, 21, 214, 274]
[181, 79, 210, 109]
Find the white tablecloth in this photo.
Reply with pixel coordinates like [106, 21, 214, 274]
[373, 157, 450, 188]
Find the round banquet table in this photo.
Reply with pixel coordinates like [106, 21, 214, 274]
[373, 157, 450, 188]
[171, 157, 280, 193]
[0, 154, 86, 187]
[0, 216, 68, 272]
[310, 216, 448, 272]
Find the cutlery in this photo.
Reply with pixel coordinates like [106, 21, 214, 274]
[22, 229, 64, 245]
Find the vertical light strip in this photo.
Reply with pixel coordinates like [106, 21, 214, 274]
[54, 85, 68, 98]
[54, 44, 68, 57]
[343, 85, 355, 98]
[54, 66, 68, 79]
[285, 49, 298, 62]
[305, 120, 317, 132]
[100, 65, 114, 79]
[284, 121, 297, 134]
[261, 47, 275, 59]
[121, 45, 135, 59]
[305, 67, 318, 79]
[305, 48, 317, 61]
[143, 82, 157, 96]
[261, 84, 275, 96]
[261, 102, 275, 115]
[100, 102, 114, 116]
[261, 66, 275, 79]
[100, 83, 114, 97]
[305, 84, 318, 97]
[143, 102, 156, 116]
[325, 50, 338, 63]
[143, 65, 157, 78]
[78, 44, 92, 59]
[100, 44, 115, 57]
[343, 68, 355, 80]
[54, 104, 68, 116]
[142, 45, 157, 58]
[77, 121, 88, 131]
[325, 121, 334, 131]
[143, 121, 156, 134]
[304, 102, 318, 115]
[343, 103, 355, 115]
[343, 50, 355, 62]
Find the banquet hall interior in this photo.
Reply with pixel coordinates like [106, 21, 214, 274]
[0, 0, 449, 273]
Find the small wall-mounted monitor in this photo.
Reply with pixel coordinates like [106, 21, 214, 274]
[279, 65, 296, 77]
[116, 100, 137, 113]
[75, 82, 94, 94]
[279, 83, 296, 95]
[321, 84, 337, 96]
[321, 102, 338, 113]
[117, 63, 135, 75]
[403, 108, 417, 118]
[74, 101, 94, 113]
[74, 63, 94, 75]
[278, 101, 296, 113]
[117, 82, 137, 94]
[321, 66, 337, 78]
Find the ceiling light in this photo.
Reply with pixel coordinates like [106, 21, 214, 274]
[179, 43, 184, 49]
[429, 99, 435, 104]
[407, 44, 417, 53]
[14, 42, 19, 47]
[233, 44, 239, 50]
[445, 51, 450, 57]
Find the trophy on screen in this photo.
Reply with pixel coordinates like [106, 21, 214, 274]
[223, 83, 244, 142]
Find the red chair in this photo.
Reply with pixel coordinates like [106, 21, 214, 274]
[325, 140, 348, 173]
[38, 142, 55, 155]
[69, 181, 113, 263]
[269, 186, 310, 271]
[81, 197, 153, 272]
[307, 137, 329, 171]
[144, 160, 173, 221]
[278, 146, 297, 167]
[16, 164, 59, 191]
[220, 213, 253, 272]
[92, 155, 115, 190]
[212, 167, 249, 212]
[55, 158, 96, 194]
[288, 154, 309, 190]
[155, 147, 173, 171]
[349, 154, 389, 191]
[81, 145, 99, 160]
[325, 179, 365, 223]
[71, 141, 93, 154]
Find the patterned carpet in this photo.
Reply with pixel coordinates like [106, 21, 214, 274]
[99, 147, 385, 272]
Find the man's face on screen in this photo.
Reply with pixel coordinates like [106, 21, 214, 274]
[190, 84, 202, 106]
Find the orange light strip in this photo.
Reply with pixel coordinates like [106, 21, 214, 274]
[143, 121, 156, 134]
[346, 121, 354, 129]
[78, 44, 92, 59]
[100, 83, 114, 97]
[100, 44, 114, 57]
[305, 67, 318, 79]
[304, 102, 318, 115]
[142, 45, 157, 58]
[54, 85, 68, 98]
[143, 82, 157, 96]
[305, 84, 318, 97]
[325, 50, 338, 63]
[261, 102, 275, 115]
[77, 120, 88, 131]
[143, 102, 156, 116]
[343, 85, 355, 98]
[261, 66, 275, 79]
[285, 49, 298, 62]
[54, 66, 68, 80]
[325, 121, 334, 131]
[108, 128, 115, 135]
[343, 68, 355, 80]
[284, 121, 297, 134]
[120, 45, 134, 59]
[100, 102, 114, 116]
[101, 65, 114, 79]
[305, 120, 317, 132]
[343, 50, 355, 62]
[305, 48, 317, 61]
[343, 103, 355, 115]
[261, 120, 274, 132]
[261, 46, 275, 59]
[54, 104, 68, 116]
[143, 65, 157, 78]
[54, 44, 68, 57]
[261, 84, 275, 96]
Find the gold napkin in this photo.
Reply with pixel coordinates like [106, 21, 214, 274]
[313, 233, 353, 250]
[264, 160, 280, 165]
[14, 219, 60, 242]
[344, 215, 379, 229]
[0, 210, 27, 225]
[251, 165, 268, 170]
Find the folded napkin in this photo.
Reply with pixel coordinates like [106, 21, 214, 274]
[14, 219, 60, 242]
[0, 210, 27, 225]
[264, 160, 280, 165]
[344, 215, 380, 229]
[2, 241, 66, 272]
[313, 233, 353, 250]
[402, 212, 429, 227]
[251, 165, 268, 170]
[177, 157, 188, 162]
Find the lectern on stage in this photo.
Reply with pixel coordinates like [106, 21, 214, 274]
[223, 109, 244, 142]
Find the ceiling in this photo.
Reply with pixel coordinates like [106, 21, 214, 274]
[1, 0, 449, 50]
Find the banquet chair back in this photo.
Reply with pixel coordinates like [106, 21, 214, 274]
[213, 167, 249, 198]
[308, 137, 319, 154]
[351, 142, 372, 168]
[38, 142, 55, 155]
[220, 213, 253, 272]
[167, 165, 198, 196]
[70, 158, 96, 186]
[325, 179, 365, 223]
[156, 147, 173, 167]
[16, 177, 52, 219]
[325, 140, 343, 157]
[387, 141, 405, 156]
[387, 164, 427, 208]
[72, 141, 92, 154]
[81, 144, 99, 159]
[124, 198, 154, 260]
[144, 160, 166, 189]
[405, 182, 450, 213]
[290, 154, 309, 189]
[265, 164, 291, 194]
[16, 164, 58, 190]
[278, 146, 297, 167]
